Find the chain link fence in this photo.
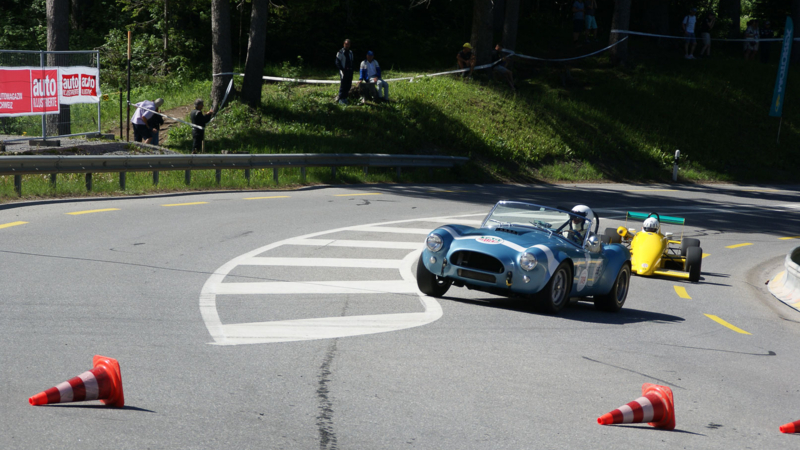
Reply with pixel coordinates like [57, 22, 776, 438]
[0, 50, 101, 141]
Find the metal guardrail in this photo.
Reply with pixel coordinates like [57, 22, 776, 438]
[768, 246, 800, 310]
[0, 153, 469, 194]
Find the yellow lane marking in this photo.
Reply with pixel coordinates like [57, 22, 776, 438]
[428, 190, 455, 193]
[702, 253, 710, 258]
[66, 208, 120, 215]
[704, 314, 751, 335]
[626, 189, 678, 192]
[779, 236, 800, 240]
[0, 221, 28, 229]
[244, 196, 290, 200]
[162, 202, 208, 207]
[771, 271, 786, 285]
[674, 286, 691, 299]
[334, 193, 382, 197]
[726, 243, 753, 249]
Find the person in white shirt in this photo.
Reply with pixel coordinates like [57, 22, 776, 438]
[358, 51, 388, 102]
[682, 8, 698, 59]
[131, 98, 164, 144]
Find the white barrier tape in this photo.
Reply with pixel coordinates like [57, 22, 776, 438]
[209, 78, 233, 123]
[129, 101, 203, 130]
[611, 29, 798, 42]
[503, 37, 628, 62]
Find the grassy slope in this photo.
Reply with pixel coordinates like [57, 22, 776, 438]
[164, 46, 799, 183]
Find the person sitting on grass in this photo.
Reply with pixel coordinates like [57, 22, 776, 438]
[491, 44, 515, 91]
[457, 43, 476, 79]
[359, 51, 388, 102]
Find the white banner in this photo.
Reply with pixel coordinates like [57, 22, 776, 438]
[57, 66, 101, 105]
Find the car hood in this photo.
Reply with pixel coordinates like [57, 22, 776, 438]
[436, 224, 579, 252]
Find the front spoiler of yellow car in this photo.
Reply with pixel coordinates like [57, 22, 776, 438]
[652, 269, 691, 280]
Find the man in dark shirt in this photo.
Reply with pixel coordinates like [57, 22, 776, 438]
[760, 20, 774, 63]
[491, 44, 515, 91]
[190, 98, 214, 153]
[698, 12, 715, 57]
[335, 39, 354, 105]
[456, 43, 476, 79]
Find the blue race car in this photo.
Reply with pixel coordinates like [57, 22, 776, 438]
[417, 201, 632, 313]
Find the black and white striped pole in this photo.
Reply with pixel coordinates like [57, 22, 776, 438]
[672, 150, 680, 182]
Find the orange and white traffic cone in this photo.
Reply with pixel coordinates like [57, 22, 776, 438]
[780, 420, 800, 433]
[29, 355, 124, 408]
[597, 383, 675, 430]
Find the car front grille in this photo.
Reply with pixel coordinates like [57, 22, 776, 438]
[458, 269, 496, 283]
[451, 250, 505, 274]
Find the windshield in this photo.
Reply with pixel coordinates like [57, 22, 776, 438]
[481, 201, 593, 246]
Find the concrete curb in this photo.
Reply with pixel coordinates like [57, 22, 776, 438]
[768, 246, 800, 309]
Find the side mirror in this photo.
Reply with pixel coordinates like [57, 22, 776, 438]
[585, 235, 601, 253]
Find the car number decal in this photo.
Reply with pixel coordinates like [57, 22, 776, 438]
[476, 236, 504, 245]
[576, 254, 590, 291]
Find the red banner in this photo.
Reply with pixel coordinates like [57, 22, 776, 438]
[0, 68, 60, 117]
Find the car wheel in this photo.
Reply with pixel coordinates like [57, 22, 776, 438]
[535, 262, 572, 314]
[594, 263, 631, 312]
[685, 246, 702, 282]
[680, 238, 701, 256]
[604, 227, 621, 244]
[416, 254, 451, 297]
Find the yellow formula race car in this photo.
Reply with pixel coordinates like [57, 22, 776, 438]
[601, 212, 703, 282]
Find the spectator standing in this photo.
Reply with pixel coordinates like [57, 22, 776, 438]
[456, 43, 476, 79]
[150, 106, 164, 146]
[744, 20, 759, 61]
[760, 20, 775, 63]
[572, 0, 586, 46]
[491, 44, 515, 91]
[189, 98, 214, 153]
[584, 0, 598, 43]
[698, 12, 715, 57]
[131, 97, 164, 144]
[682, 8, 698, 59]
[335, 39, 354, 105]
[359, 51, 389, 102]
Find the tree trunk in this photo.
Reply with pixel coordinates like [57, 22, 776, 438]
[793, 0, 800, 63]
[502, 0, 520, 50]
[718, 0, 741, 38]
[211, 0, 233, 109]
[609, 0, 631, 64]
[164, 0, 169, 73]
[47, 0, 70, 136]
[241, 0, 268, 107]
[471, 0, 494, 66]
[641, 0, 669, 48]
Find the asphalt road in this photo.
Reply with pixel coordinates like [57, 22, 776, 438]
[2, 183, 800, 449]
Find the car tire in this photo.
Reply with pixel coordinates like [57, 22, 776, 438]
[535, 262, 572, 314]
[416, 254, 451, 297]
[594, 263, 631, 312]
[604, 227, 621, 244]
[685, 246, 702, 282]
[681, 238, 701, 256]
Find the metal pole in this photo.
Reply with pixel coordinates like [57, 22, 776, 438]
[96, 51, 101, 136]
[777, 117, 783, 144]
[126, 31, 131, 142]
[40, 51, 46, 140]
[119, 85, 123, 140]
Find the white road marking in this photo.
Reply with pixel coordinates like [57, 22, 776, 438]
[241, 257, 403, 269]
[213, 280, 418, 295]
[349, 226, 432, 235]
[200, 214, 484, 345]
[284, 238, 422, 250]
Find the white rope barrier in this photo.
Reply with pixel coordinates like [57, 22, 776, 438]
[129, 101, 203, 130]
[611, 29, 799, 42]
[504, 36, 628, 62]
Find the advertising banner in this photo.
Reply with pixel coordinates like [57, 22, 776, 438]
[58, 66, 101, 105]
[0, 66, 100, 117]
[770, 17, 793, 118]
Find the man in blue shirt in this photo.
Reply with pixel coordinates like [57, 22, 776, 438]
[572, 1, 585, 46]
[358, 51, 388, 102]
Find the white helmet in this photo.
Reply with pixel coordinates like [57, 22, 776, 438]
[643, 217, 659, 233]
[571, 204, 594, 222]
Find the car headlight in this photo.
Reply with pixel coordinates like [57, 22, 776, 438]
[426, 234, 443, 252]
[520, 252, 537, 271]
